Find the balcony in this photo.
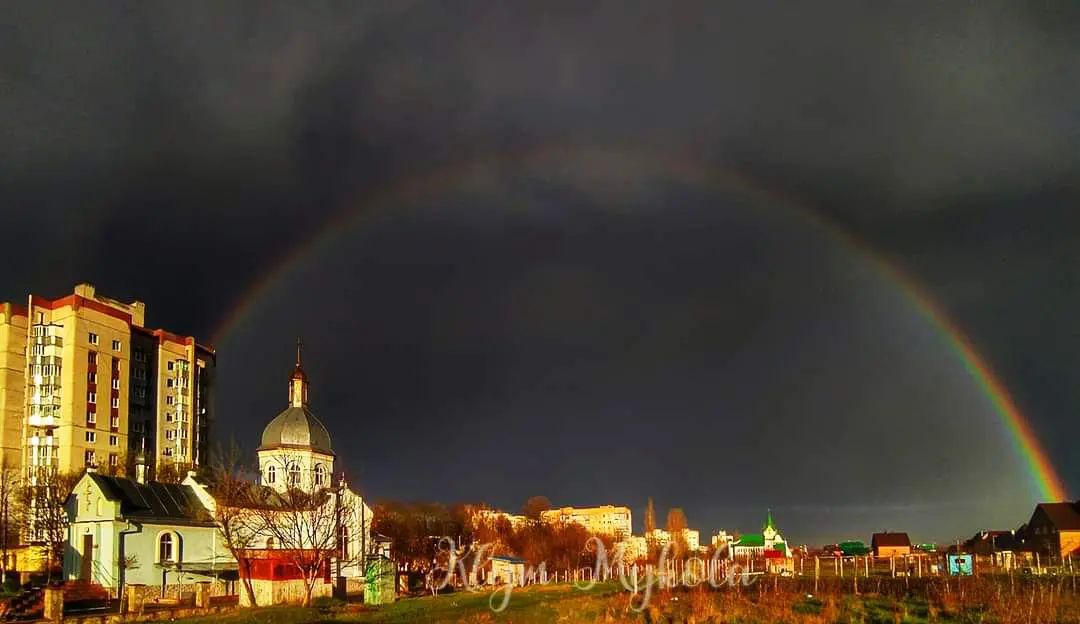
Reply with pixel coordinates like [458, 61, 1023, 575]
[27, 415, 58, 428]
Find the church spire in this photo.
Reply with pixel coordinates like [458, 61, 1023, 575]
[765, 508, 775, 532]
[289, 337, 309, 408]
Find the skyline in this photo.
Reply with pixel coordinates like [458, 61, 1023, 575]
[4, 2, 1080, 549]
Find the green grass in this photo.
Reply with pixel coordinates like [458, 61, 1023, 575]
[173, 582, 623, 624]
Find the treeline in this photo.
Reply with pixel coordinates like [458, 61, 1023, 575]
[371, 498, 615, 574]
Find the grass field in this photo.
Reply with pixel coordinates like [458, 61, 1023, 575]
[173, 576, 1080, 623]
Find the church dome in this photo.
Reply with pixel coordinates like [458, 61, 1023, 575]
[259, 406, 333, 455]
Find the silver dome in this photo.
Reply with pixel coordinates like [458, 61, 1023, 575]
[259, 406, 333, 454]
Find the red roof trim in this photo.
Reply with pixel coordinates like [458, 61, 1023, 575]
[2, 303, 28, 318]
[30, 295, 132, 324]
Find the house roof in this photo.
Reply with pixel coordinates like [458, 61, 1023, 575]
[734, 534, 764, 547]
[872, 532, 911, 548]
[1035, 503, 1080, 531]
[87, 473, 215, 525]
[967, 530, 1024, 552]
[490, 556, 526, 564]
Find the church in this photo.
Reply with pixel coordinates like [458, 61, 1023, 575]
[729, 510, 793, 573]
[63, 347, 385, 606]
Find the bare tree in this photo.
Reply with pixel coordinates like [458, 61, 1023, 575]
[250, 454, 361, 607]
[522, 496, 552, 521]
[0, 459, 21, 584]
[203, 442, 265, 607]
[20, 470, 81, 579]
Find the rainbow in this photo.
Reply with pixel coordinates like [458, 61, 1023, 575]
[212, 145, 1069, 503]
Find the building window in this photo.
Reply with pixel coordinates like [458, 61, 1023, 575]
[84, 450, 96, 466]
[165, 430, 175, 440]
[85, 431, 96, 443]
[315, 464, 326, 486]
[167, 379, 173, 388]
[109, 454, 118, 467]
[166, 413, 173, 422]
[111, 397, 119, 409]
[88, 372, 97, 384]
[112, 340, 121, 352]
[167, 361, 174, 371]
[109, 435, 118, 446]
[87, 392, 96, 404]
[158, 533, 175, 563]
[166, 397, 174, 406]
[89, 332, 99, 346]
[110, 415, 119, 429]
[163, 448, 173, 456]
[266, 537, 275, 550]
[112, 379, 120, 390]
[88, 351, 97, 364]
[86, 412, 96, 425]
[288, 463, 301, 485]
[265, 465, 276, 484]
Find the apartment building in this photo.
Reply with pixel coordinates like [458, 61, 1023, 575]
[0, 284, 214, 478]
[541, 505, 633, 538]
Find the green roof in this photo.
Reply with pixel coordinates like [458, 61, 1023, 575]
[735, 533, 764, 547]
[764, 509, 776, 531]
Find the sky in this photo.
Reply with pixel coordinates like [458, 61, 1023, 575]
[3, 1, 1080, 546]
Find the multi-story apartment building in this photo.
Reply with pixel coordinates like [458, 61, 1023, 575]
[0, 284, 215, 478]
[541, 505, 633, 539]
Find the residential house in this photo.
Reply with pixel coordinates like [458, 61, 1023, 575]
[1025, 502, 1080, 558]
[965, 530, 1024, 569]
[871, 532, 911, 558]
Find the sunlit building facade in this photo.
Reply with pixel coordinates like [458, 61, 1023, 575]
[541, 505, 633, 539]
[0, 284, 214, 478]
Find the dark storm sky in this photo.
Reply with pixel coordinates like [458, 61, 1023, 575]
[3, 2, 1080, 546]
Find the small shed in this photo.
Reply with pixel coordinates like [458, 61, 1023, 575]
[486, 556, 527, 586]
[871, 532, 912, 558]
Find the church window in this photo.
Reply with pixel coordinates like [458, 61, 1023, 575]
[266, 537, 275, 550]
[265, 465, 276, 484]
[314, 464, 326, 486]
[159, 533, 175, 563]
[288, 463, 301, 485]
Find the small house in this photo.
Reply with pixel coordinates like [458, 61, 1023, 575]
[1026, 502, 1080, 558]
[871, 532, 911, 558]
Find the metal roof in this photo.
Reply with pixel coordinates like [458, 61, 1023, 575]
[259, 406, 333, 454]
[88, 473, 215, 525]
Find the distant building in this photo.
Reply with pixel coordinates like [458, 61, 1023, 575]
[472, 508, 528, 530]
[619, 535, 648, 560]
[0, 283, 215, 478]
[1025, 502, 1080, 558]
[965, 530, 1024, 568]
[711, 530, 735, 550]
[731, 510, 789, 559]
[871, 532, 912, 557]
[541, 505, 632, 538]
[647, 527, 701, 552]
